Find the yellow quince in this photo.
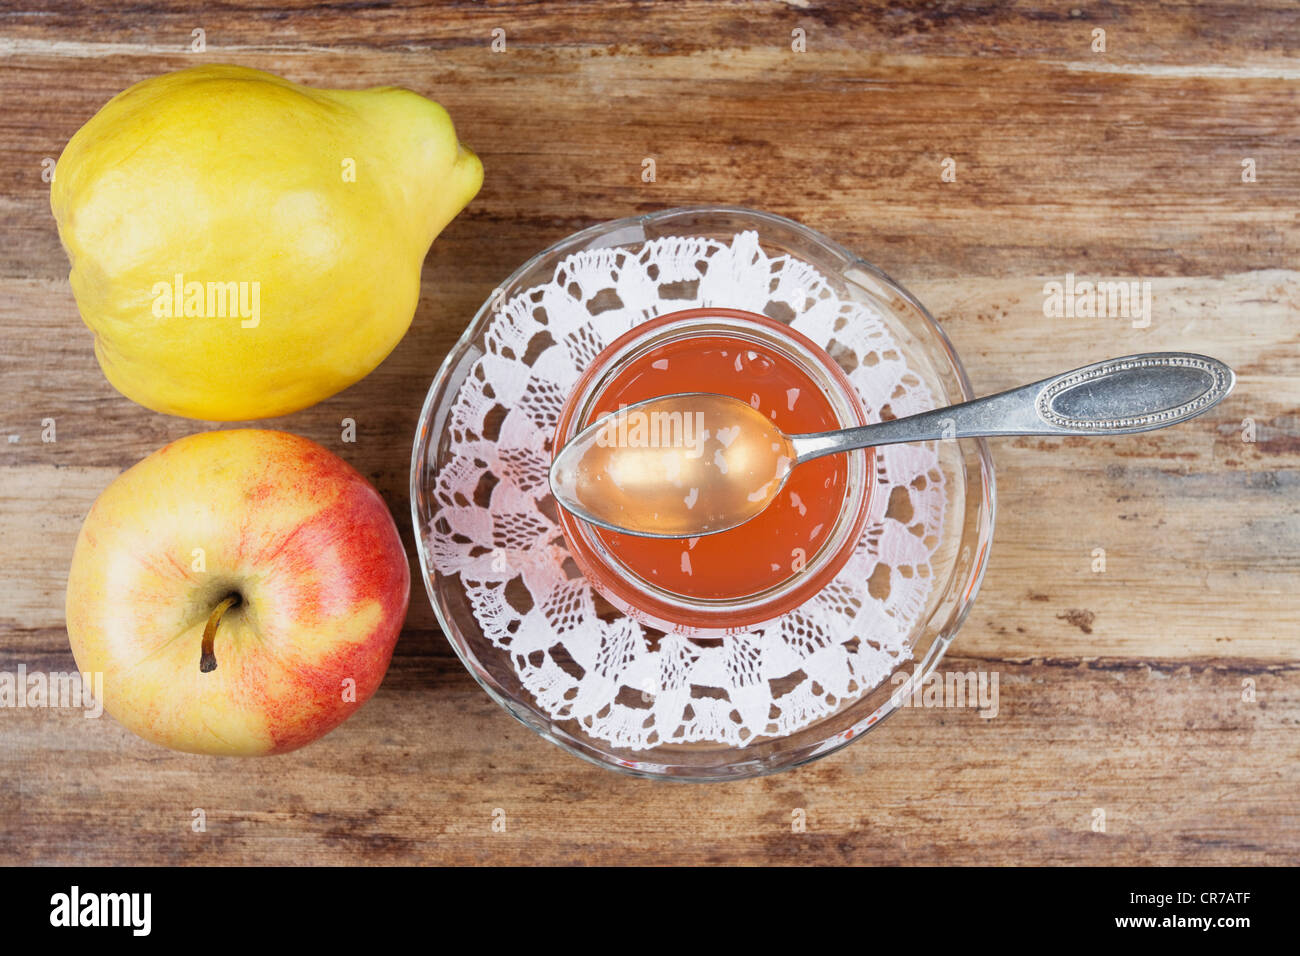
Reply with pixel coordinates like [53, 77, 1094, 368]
[50, 65, 482, 420]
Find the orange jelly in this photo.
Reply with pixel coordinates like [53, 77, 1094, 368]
[586, 335, 849, 600]
[553, 307, 873, 633]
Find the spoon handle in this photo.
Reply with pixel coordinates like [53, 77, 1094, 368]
[791, 352, 1235, 462]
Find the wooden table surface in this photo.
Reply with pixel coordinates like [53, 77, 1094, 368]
[2, 1, 1297, 866]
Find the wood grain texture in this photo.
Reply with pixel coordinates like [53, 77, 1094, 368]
[1, 1, 1297, 865]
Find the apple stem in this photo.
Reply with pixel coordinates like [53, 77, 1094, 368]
[200, 594, 240, 673]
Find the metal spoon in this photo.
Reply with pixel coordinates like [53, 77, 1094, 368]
[549, 352, 1235, 539]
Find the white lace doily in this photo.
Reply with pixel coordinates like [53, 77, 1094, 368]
[427, 231, 946, 750]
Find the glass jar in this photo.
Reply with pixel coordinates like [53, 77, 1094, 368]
[552, 307, 874, 635]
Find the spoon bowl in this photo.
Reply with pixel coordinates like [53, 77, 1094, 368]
[548, 392, 796, 537]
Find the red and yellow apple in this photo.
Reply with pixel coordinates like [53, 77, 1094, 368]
[65, 429, 410, 755]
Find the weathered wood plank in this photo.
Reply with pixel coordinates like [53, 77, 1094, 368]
[2, 1, 1298, 68]
[3, 646, 1295, 865]
[2, 50, 1297, 280]
[4, 271, 1294, 657]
